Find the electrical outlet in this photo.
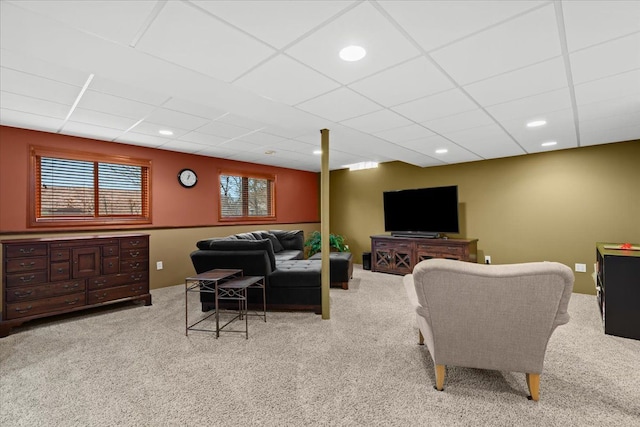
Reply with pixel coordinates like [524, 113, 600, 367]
[575, 263, 586, 273]
[156, 261, 163, 270]
[484, 255, 491, 264]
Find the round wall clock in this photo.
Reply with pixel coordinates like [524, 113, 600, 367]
[178, 168, 197, 188]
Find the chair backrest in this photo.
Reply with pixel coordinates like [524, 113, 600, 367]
[411, 258, 574, 374]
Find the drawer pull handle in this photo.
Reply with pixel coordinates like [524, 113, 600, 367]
[20, 275, 36, 283]
[65, 298, 80, 305]
[108, 262, 113, 268]
[129, 240, 140, 246]
[130, 251, 140, 257]
[14, 290, 33, 298]
[55, 252, 64, 258]
[57, 268, 64, 273]
[95, 293, 107, 300]
[19, 261, 36, 268]
[19, 248, 35, 254]
[15, 305, 33, 313]
[63, 283, 80, 289]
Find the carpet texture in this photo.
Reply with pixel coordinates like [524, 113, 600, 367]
[1, 265, 639, 426]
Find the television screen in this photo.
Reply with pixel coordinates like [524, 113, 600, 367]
[383, 185, 459, 237]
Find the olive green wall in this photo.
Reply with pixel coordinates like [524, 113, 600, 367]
[329, 140, 640, 295]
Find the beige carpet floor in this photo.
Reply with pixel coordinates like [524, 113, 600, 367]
[1, 265, 639, 426]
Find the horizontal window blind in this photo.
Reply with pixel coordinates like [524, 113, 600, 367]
[220, 173, 274, 219]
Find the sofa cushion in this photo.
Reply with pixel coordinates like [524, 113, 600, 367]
[257, 231, 285, 253]
[195, 238, 276, 271]
[275, 250, 304, 262]
[269, 230, 304, 251]
[270, 260, 321, 288]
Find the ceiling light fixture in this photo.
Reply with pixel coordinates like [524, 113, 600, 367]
[313, 150, 322, 155]
[339, 45, 366, 62]
[541, 141, 557, 147]
[527, 120, 547, 128]
[159, 130, 173, 136]
[265, 150, 276, 155]
[435, 148, 448, 154]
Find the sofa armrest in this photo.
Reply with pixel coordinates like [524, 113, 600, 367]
[190, 250, 274, 277]
[194, 238, 276, 271]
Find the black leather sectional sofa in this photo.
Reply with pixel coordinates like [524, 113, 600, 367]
[190, 230, 322, 313]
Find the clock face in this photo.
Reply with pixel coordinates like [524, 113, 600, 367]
[178, 169, 197, 188]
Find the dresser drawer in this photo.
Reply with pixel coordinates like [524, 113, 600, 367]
[50, 248, 70, 261]
[6, 292, 85, 320]
[120, 259, 148, 272]
[5, 244, 47, 258]
[87, 274, 132, 290]
[102, 245, 119, 257]
[120, 248, 148, 260]
[50, 261, 71, 281]
[88, 283, 148, 305]
[5, 257, 48, 273]
[102, 256, 120, 275]
[6, 271, 48, 287]
[6, 280, 85, 303]
[120, 237, 148, 250]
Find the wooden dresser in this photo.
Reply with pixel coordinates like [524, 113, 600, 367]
[371, 235, 478, 275]
[1, 234, 151, 337]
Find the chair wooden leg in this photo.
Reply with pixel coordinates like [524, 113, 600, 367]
[418, 330, 424, 345]
[435, 365, 446, 391]
[526, 373, 540, 401]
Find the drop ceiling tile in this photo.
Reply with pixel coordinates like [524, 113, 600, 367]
[218, 139, 261, 151]
[1, 67, 80, 104]
[341, 109, 413, 133]
[89, 76, 168, 106]
[271, 139, 317, 155]
[0, 91, 69, 119]
[570, 33, 640, 84]
[499, 109, 578, 149]
[373, 124, 435, 143]
[423, 109, 495, 135]
[379, 0, 544, 52]
[444, 124, 526, 159]
[297, 88, 381, 122]
[192, 0, 350, 49]
[69, 108, 137, 131]
[61, 121, 124, 141]
[1, 48, 90, 86]
[162, 98, 227, 121]
[216, 114, 267, 131]
[129, 121, 189, 139]
[464, 57, 568, 107]
[198, 121, 254, 139]
[392, 88, 478, 123]
[574, 69, 640, 106]
[135, 1, 275, 82]
[78, 91, 156, 119]
[562, 1, 640, 52]
[193, 145, 237, 158]
[115, 132, 170, 148]
[577, 95, 640, 123]
[7, 0, 159, 45]
[579, 112, 640, 145]
[158, 139, 208, 154]
[431, 4, 561, 85]
[234, 55, 340, 105]
[144, 108, 210, 131]
[286, 2, 420, 84]
[487, 88, 573, 123]
[349, 57, 454, 106]
[178, 131, 228, 146]
[398, 135, 480, 165]
[0, 108, 64, 132]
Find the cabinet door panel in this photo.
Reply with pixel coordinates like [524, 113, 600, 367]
[72, 247, 100, 278]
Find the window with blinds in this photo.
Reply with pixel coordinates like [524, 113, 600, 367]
[31, 146, 151, 227]
[219, 172, 275, 220]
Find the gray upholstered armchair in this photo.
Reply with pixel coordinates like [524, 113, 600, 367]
[404, 258, 574, 401]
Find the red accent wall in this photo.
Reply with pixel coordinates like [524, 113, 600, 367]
[0, 126, 319, 232]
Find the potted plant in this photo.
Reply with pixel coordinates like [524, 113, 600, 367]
[304, 231, 349, 257]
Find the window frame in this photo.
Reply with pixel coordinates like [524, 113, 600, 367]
[29, 146, 152, 228]
[218, 169, 276, 222]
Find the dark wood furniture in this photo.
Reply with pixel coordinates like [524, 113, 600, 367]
[370, 235, 478, 275]
[1, 234, 151, 337]
[595, 243, 640, 340]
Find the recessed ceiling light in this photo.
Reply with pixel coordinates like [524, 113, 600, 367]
[264, 150, 276, 155]
[159, 129, 173, 136]
[527, 120, 547, 128]
[313, 150, 322, 155]
[435, 148, 448, 154]
[339, 45, 366, 62]
[541, 141, 557, 147]
[346, 161, 378, 171]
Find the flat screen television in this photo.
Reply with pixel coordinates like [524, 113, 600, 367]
[383, 185, 459, 238]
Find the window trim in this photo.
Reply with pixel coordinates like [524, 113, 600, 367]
[29, 146, 152, 228]
[218, 169, 276, 222]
